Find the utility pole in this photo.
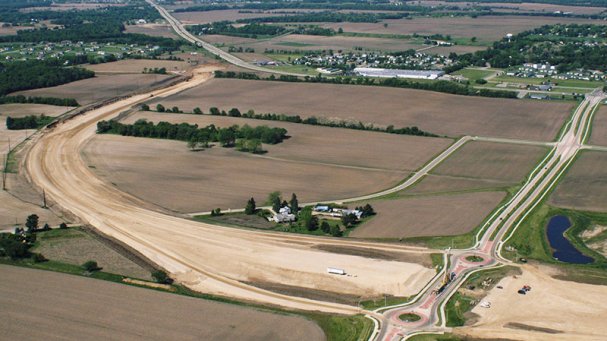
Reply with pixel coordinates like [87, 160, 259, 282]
[42, 189, 47, 209]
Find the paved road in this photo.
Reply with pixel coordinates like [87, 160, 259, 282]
[147, 0, 306, 77]
[373, 90, 605, 340]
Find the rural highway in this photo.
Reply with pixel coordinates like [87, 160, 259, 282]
[146, 0, 306, 77]
[372, 90, 605, 340]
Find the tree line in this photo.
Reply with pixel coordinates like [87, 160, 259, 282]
[188, 22, 287, 38]
[214, 70, 517, 99]
[96, 119, 288, 153]
[0, 95, 79, 107]
[147, 102, 439, 137]
[6, 115, 54, 130]
[0, 60, 94, 96]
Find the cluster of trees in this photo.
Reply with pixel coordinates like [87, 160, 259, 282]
[188, 22, 286, 38]
[293, 25, 336, 36]
[228, 46, 256, 53]
[96, 119, 288, 152]
[143, 67, 167, 75]
[0, 60, 94, 96]
[453, 24, 607, 72]
[238, 11, 408, 24]
[0, 95, 79, 107]
[6, 115, 53, 130]
[214, 70, 517, 99]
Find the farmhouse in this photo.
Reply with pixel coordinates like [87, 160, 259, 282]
[270, 213, 296, 223]
[353, 67, 444, 80]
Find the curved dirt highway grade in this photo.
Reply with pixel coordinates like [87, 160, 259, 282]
[24, 67, 436, 315]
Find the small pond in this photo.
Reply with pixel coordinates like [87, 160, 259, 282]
[546, 215, 593, 264]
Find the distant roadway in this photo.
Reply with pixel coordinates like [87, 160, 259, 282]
[146, 0, 306, 77]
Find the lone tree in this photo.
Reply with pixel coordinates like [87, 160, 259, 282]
[289, 193, 299, 214]
[321, 221, 330, 233]
[330, 225, 342, 237]
[245, 197, 256, 215]
[156, 104, 165, 112]
[152, 270, 172, 284]
[193, 107, 203, 115]
[82, 260, 99, 272]
[306, 215, 319, 231]
[59, 222, 68, 229]
[25, 214, 39, 233]
[141, 103, 150, 111]
[42, 223, 51, 231]
[272, 195, 282, 213]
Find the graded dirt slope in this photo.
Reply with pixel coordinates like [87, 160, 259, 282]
[430, 141, 547, 183]
[350, 191, 505, 239]
[175, 9, 281, 24]
[0, 265, 325, 341]
[456, 264, 607, 341]
[549, 151, 607, 212]
[14, 74, 175, 106]
[122, 111, 452, 172]
[589, 105, 607, 146]
[148, 78, 571, 141]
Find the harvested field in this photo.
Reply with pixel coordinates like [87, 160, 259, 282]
[0, 188, 64, 231]
[233, 34, 423, 52]
[455, 264, 607, 341]
[430, 141, 548, 183]
[203, 34, 257, 45]
[150, 78, 572, 141]
[349, 191, 505, 239]
[14, 74, 175, 106]
[33, 228, 152, 280]
[176, 9, 282, 24]
[417, 1, 606, 14]
[322, 16, 607, 42]
[423, 44, 485, 55]
[84, 108, 450, 212]
[549, 151, 607, 212]
[122, 111, 452, 172]
[0, 265, 325, 341]
[85, 60, 191, 74]
[0, 103, 73, 118]
[407, 175, 511, 195]
[124, 23, 179, 39]
[589, 105, 607, 147]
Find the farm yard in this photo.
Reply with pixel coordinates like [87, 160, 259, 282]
[0, 265, 325, 341]
[349, 191, 505, 239]
[147, 78, 573, 141]
[13, 74, 177, 106]
[549, 151, 607, 212]
[83, 111, 452, 213]
[589, 105, 607, 147]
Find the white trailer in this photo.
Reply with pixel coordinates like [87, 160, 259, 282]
[327, 267, 346, 275]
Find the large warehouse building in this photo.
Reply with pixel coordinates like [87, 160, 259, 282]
[353, 67, 445, 79]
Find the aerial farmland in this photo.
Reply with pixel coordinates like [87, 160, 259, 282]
[2, 0, 607, 340]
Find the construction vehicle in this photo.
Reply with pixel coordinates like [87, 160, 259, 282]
[518, 285, 532, 295]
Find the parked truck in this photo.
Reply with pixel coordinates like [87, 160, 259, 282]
[327, 267, 346, 275]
